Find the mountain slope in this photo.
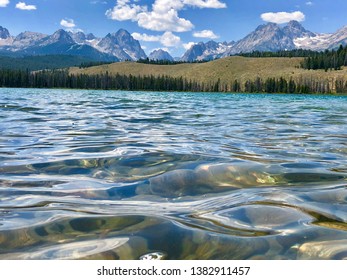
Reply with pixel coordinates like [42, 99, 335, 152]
[0, 26, 10, 39]
[225, 21, 316, 55]
[70, 56, 347, 92]
[181, 41, 234, 61]
[96, 29, 147, 61]
[294, 25, 347, 50]
[17, 30, 117, 61]
[0, 27, 145, 61]
[149, 49, 174, 61]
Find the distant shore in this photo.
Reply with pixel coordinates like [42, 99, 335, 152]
[0, 57, 346, 94]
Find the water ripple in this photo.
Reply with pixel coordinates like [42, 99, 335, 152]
[0, 88, 347, 259]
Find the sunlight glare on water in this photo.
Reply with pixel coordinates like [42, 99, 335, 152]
[0, 88, 347, 260]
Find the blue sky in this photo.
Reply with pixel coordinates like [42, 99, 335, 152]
[0, 0, 346, 56]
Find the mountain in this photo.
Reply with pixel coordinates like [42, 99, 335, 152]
[0, 26, 10, 39]
[148, 49, 174, 61]
[14, 29, 116, 61]
[294, 25, 347, 51]
[225, 21, 315, 55]
[96, 29, 147, 61]
[0, 26, 13, 48]
[39, 29, 75, 46]
[2, 21, 347, 64]
[181, 41, 234, 62]
[68, 32, 97, 44]
[181, 21, 347, 61]
[0, 26, 145, 62]
[283, 20, 316, 40]
[11, 31, 48, 50]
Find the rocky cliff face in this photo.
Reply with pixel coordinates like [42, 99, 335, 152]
[96, 29, 147, 61]
[181, 41, 234, 62]
[0, 26, 10, 39]
[0, 27, 145, 61]
[149, 49, 174, 61]
[182, 21, 347, 60]
[225, 22, 297, 55]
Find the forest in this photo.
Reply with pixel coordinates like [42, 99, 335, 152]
[240, 45, 347, 71]
[1, 68, 346, 94]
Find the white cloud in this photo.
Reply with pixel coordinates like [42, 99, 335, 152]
[184, 0, 226, 9]
[106, 0, 146, 21]
[15, 2, 37, 10]
[261, 11, 305, 24]
[161, 31, 181, 47]
[150, 47, 170, 55]
[132, 32, 161, 42]
[0, 0, 9, 7]
[183, 42, 196, 50]
[193, 30, 219, 39]
[106, 0, 226, 32]
[132, 31, 181, 47]
[60, 19, 76, 29]
[137, 9, 194, 32]
[306, 1, 314, 6]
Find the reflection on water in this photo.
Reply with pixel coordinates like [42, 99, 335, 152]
[0, 88, 347, 260]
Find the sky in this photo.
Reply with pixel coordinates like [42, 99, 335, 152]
[0, 0, 347, 57]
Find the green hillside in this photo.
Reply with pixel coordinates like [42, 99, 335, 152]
[70, 56, 347, 91]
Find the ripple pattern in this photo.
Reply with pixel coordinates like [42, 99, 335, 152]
[0, 88, 347, 260]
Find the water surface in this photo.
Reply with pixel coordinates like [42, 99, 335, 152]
[0, 88, 347, 260]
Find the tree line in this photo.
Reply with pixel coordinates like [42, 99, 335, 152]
[79, 61, 114, 68]
[136, 58, 208, 65]
[1, 68, 346, 94]
[238, 45, 347, 71]
[300, 45, 347, 71]
[238, 49, 318, 58]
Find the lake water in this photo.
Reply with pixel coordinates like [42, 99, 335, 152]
[0, 88, 346, 260]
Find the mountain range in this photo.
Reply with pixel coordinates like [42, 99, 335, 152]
[182, 21, 347, 61]
[1, 21, 347, 63]
[0, 28, 146, 62]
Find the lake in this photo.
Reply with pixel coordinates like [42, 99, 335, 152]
[0, 88, 346, 260]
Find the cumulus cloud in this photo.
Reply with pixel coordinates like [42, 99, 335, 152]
[60, 19, 76, 29]
[261, 11, 305, 24]
[160, 31, 181, 46]
[106, 0, 226, 32]
[16, 2, 37, 10]
[183, 42, 196, 50]
[306, 1, 314, 6]
[106, 0, 146, 21]
[137, 8, 194, 32]
[132, 32, 161, 42]
[0, 0, 9, 7]
[184, 0, 226, 9]
[132, 31, 181, 47]
[193, 30, 219, 39]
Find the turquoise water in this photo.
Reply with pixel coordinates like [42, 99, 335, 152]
[0, 88, 346, 260]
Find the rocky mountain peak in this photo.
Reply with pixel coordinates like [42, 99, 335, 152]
[12, 31, 48, 48]
[69, 31, 87, 44]
[86, 33, 96, 40]
[283, 20, 316, 39]
[149, 49, 174, 61]
[255, 22, 279, 33]
[50, 29, 75, 44]
[181, 40, 233, 62]
[97, 29, 146, 61]
[0, 26, 10, 39]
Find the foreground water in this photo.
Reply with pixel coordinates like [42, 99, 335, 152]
[0, 88, 346, 260]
